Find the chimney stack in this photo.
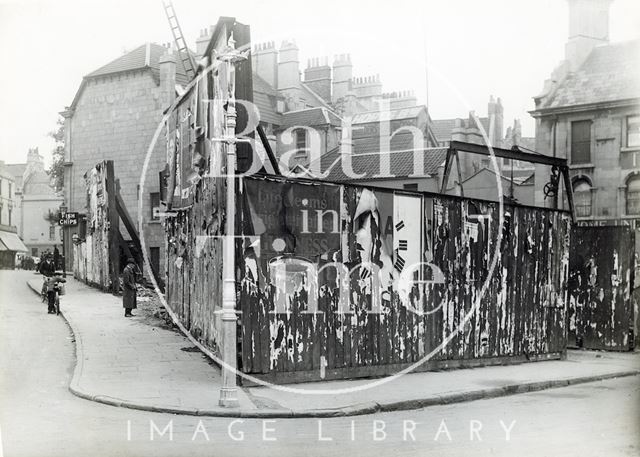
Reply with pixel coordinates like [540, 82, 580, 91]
[487, 95, 504, 147]
[304, 56, 331, 102]
[195, 26, 213, 61]
[332, 54, 352, 103]
[252, 41, 278, 88]
[565, 0, 612, 71]
[278, 40, 300, 91]
[159, 48, 177, 111]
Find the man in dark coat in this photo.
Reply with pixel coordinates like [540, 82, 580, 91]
[38, 254, 56, 302]
[38, 254, 55, 277]
[122, 258, 138, 317]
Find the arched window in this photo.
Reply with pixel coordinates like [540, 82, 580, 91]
[573, 179, 592, 217]
[626, 174, 640, 215]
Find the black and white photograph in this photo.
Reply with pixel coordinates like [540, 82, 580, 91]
[0, 0, 639, 455]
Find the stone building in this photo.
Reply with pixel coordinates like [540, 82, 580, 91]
[0, 161, 27, 267]
[6, 148, 63, 257]
[249, 38, 443, 177]
[530, 0, 640, 257]
[249, 38, 542, 202]
[61, 43, 190, 276]
[431, 96, 504, 149]
[428, 97, 537, 204]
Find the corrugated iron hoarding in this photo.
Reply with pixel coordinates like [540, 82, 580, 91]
[568, 226, 636, 351]
[236, 175, 571, 384]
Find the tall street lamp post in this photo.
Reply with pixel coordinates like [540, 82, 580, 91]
[214, 33, 248, 408]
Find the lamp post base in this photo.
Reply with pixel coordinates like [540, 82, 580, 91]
[218, 387, 240, 408]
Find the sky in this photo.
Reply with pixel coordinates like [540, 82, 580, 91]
[0, 0, 639, 167]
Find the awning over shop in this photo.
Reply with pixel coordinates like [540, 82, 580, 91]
[0, 231, 28, 252]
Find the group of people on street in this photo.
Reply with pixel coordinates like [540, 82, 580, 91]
[36, 254, 140, 318]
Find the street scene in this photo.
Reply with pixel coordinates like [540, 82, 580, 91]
[0, 0, 639, 456]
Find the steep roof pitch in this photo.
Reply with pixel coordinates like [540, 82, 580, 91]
[430, 118, 457, 142]
[544, 40, 640, 109]
[86, 43, 192, 85]
[300, 82, 333, 110]
[253, 74, 282, 125]
[66, 43, 194, 113]
[251, 75, 338, 127]
[281, 107, 341, 128]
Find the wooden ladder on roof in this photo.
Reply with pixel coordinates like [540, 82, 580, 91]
[162, 0, 197, 80]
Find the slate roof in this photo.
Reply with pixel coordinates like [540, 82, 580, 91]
[545, 40, 640, 109]
[253, 74, 283, 126]
[308, 134, 447, 182]
[351, 133, 429, 153]
[351, 106, 426, 124]
[281, 107, 341, 128]
[320, 148, 447, 182]
[86, 43, 192, 85]
[430, 118, 457, 142]
[252, 75, 336, 127]
[300, 82, 333, 109]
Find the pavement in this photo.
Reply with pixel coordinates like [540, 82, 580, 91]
[26, 273, 640, 418]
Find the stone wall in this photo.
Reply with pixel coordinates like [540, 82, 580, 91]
[65, 70, 167, 274]
[534, 104, 640, 219]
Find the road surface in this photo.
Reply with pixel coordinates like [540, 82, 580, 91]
[1, 270, 638, 456]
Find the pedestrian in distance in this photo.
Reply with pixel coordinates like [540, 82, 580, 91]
[38, 253, 55, 277]
[44, 271, 66, 314]
[123, 257, 138, 317]
[39, 253, 56, 299]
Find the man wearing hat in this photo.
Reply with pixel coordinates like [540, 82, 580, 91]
[122, 257, 138, 317]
